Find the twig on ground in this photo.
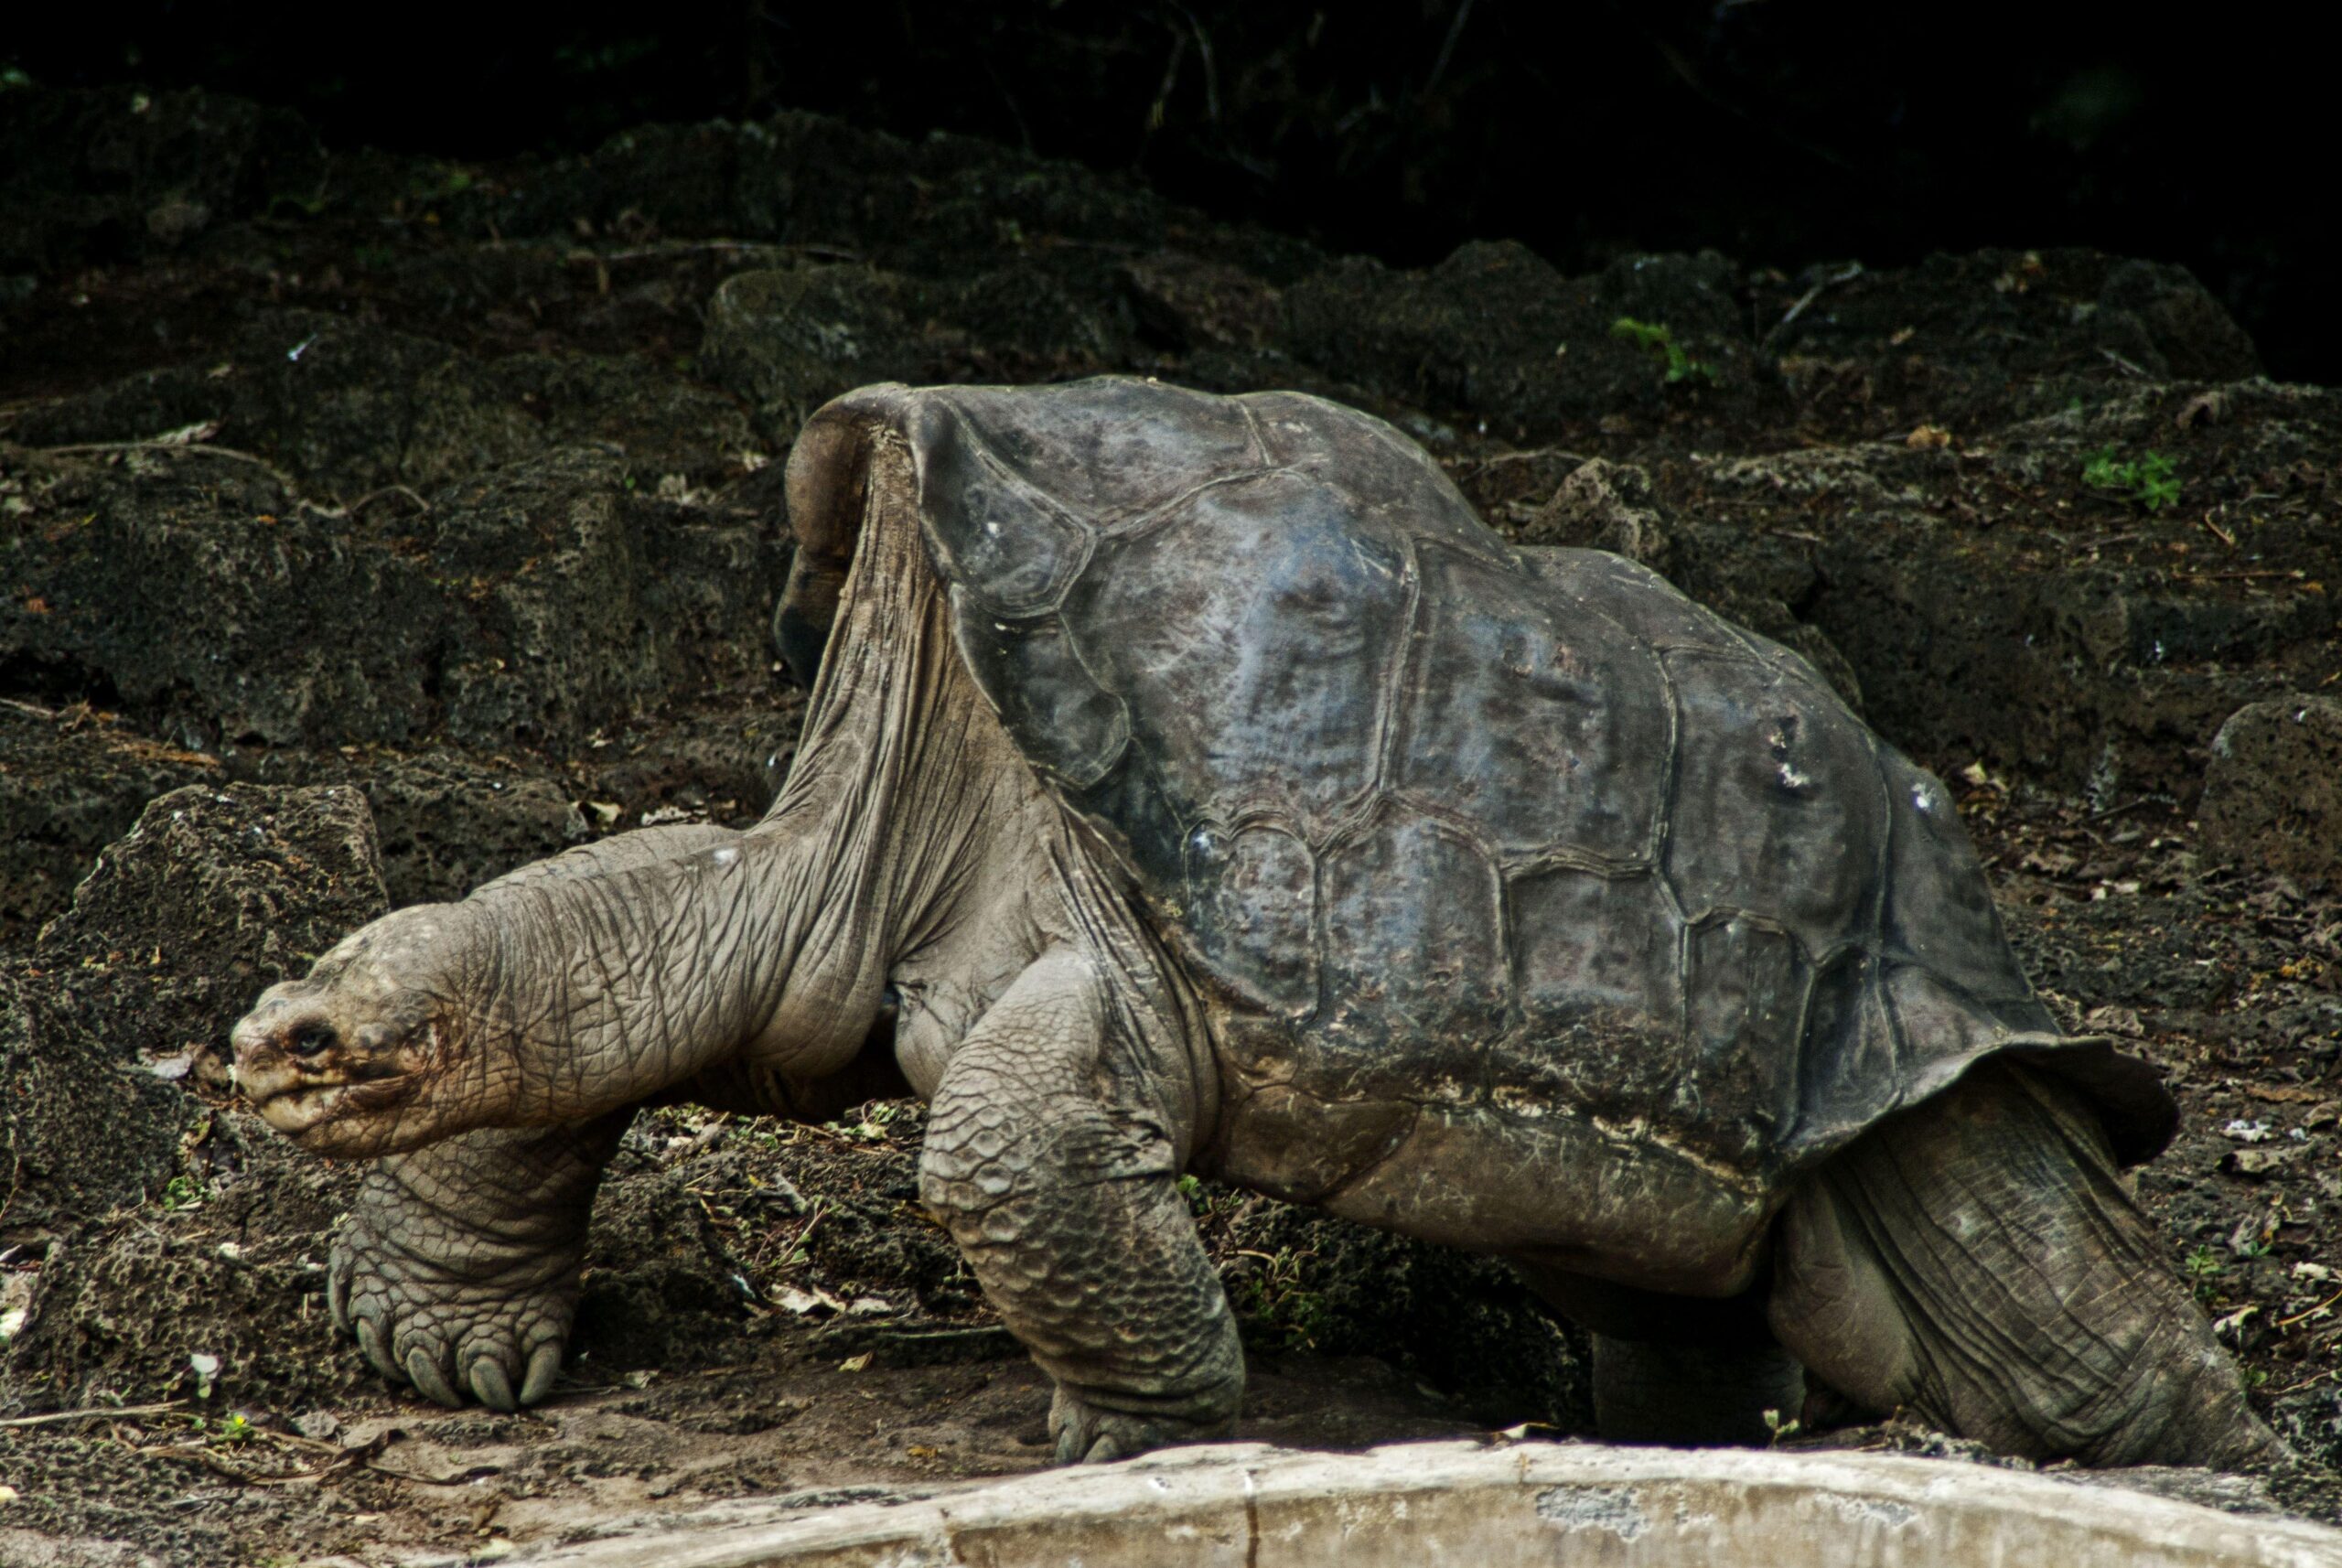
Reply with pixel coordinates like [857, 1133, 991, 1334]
[1767, 262, 1864, 344]
[1, 1401, 184, 1428]
[342, 484, 433, 515]
[30, 439, 317, 502]
[25, 439, 428, 521]
[1448, 448, 1591, 468]
[2274, 1288, 2342, 1329]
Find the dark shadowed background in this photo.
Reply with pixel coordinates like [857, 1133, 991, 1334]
[5, 0, 2331, 380]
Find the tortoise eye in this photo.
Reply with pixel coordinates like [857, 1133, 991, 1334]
[287, 1023, 338, 1059]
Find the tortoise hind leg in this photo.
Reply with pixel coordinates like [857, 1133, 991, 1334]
[1768, 1059, 2286, 1468]
[1514, 1265, 1805, 1445]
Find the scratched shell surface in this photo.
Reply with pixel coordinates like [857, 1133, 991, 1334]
[806, 377, 2173, 1184]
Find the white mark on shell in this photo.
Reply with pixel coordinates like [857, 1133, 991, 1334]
[1910, 782, 1935, 812]
[709, 846, 740, 869]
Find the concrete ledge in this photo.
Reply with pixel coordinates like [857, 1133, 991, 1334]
[524, 1440, 2342, 1568]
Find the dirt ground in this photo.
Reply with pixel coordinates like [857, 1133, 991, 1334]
[0, 83, 2337, 1565]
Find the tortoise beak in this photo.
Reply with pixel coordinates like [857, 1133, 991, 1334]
[231, 984, 422, 1139]
[231, 985, 331, 1089]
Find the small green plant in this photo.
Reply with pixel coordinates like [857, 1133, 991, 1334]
[1610, 317, 1713, 385]
[828, 1101, 903, 1144]
[212, 1412, 255, 1444]
[406, 164, 476, 203]
[776, 1197, 829, 1271]
[160, 1174, 207, 1211]
[1176, 1173, 1241, 1224]
[2082, 446, 2180, 510]
[1232, 1247, 1333, 1350]
[1761, 1407, 1802, 1444]
[2183, 1246, 2226, 1305]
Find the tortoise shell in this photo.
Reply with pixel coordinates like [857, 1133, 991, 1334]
[781, 377, 2173, 1187]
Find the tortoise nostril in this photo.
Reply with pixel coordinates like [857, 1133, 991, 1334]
[287, 1023, 338, 1059]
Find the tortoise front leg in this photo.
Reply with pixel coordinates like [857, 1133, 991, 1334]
[331, 1113, 630, 1410]
[918, 948, 1244, 1463]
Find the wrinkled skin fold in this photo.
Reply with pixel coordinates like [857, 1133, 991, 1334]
[232, 377, 2281, 1469]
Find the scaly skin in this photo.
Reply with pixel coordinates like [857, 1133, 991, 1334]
[1770, 1062, 2285, 1468]
[919, 948, 1242, 1463]
[330, 1116, 630, 1411]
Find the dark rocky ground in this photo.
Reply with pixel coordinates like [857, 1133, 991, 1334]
[0, 83, 2336, 1566]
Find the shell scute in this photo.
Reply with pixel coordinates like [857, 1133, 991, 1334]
[1246, 392, 1509, 565]
[912, 404, 1092, 617]
[1660, 650, 1885, 958]
[1392, 544, 1667, 862]
[1063, 469, 1407, 838]
[920, 379, 1266, 533]
[1531, 549, 1754, 658]
[1681, 916, 1810, 1148]
[1318, 806, 1509, 1060]
[1509, 866, 1681, 1037]
[949, 593, 1130, 789]
[1879, 750, 2036, 1003]
[1182, 822, 1319, 1019]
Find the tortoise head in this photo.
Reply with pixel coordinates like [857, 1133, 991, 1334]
[231, 904, 489, 1157]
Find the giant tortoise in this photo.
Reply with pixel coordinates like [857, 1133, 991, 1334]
[232, 377, 2278, 1467]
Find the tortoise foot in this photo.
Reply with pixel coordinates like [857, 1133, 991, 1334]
[330, 1213, 576, 1412]
[1048, 1381, 1241, 1465]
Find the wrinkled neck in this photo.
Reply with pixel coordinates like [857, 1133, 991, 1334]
[462, 436, 1035, 1130]
[746, 438, 1036, 1080]
[466, 822, 849, 1123]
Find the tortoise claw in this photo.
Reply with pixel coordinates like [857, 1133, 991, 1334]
[520, 1341, 563, 1406]
[468, 1357, 518, 1413]
[355, 1316, 396, 1381]
[406, 1347, 464, 1408]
